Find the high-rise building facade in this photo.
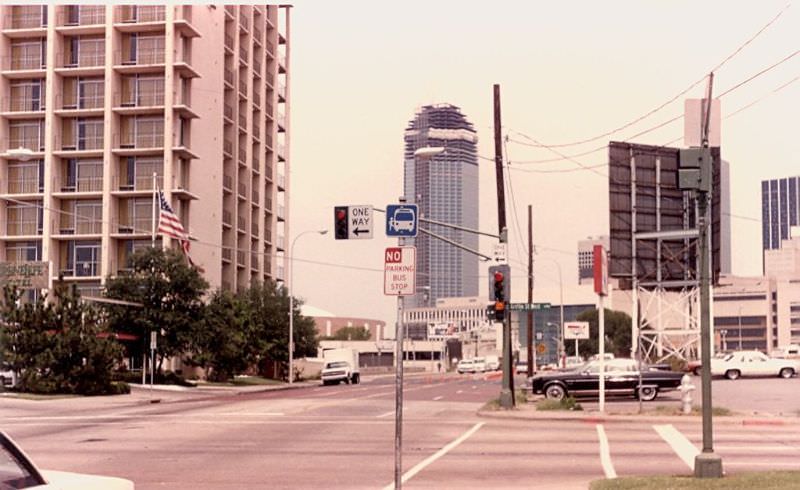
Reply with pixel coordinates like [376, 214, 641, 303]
[0, 4, 290, 295]
[402, 104, 478, 308]
[761, 176, 800, 260]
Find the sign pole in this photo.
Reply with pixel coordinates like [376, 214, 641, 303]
[394, 295, 404, 489]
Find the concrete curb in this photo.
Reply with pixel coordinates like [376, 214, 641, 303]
[477, 405, 800, 426]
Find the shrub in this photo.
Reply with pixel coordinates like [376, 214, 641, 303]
[536, 396, 583, 411]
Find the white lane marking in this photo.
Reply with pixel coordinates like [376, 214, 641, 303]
[382, 422, 484, 490]
[717, 445, 796, 451]
[456, 390, 463, 394]
[654, 424, 699, 470]
[724, 461, 800, 467]
[376, 411, 395, 418]
[595, 424, 617, 479]
[217, 412, 284, 416]
[433, 396, 443, 401]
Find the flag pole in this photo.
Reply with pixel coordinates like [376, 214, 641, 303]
[152, 172, 157, 246]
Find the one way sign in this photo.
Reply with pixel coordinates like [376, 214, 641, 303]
[345, 205, 373, 239]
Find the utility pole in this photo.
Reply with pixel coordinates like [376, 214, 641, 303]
[527, 205, 534, 378]
[677, 73, 722, 478]
[494, 84, 513, 409]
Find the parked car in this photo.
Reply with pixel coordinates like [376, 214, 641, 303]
[563, 356, 584, 369]
[456, 359, 475, 374]
[471, 357, 487, 373]
[528, 358, 684, 402]
[0, 430, 134, 489]
[514, 361, 528, 374]
[484, 355, 500, 371]
[710, 350, 799, 380]
[1, 368, 17, 388]
[686, 352, 727, 375]
[772, 344, 800, 359]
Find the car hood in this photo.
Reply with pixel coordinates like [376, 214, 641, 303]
[40, 470, 134, 489]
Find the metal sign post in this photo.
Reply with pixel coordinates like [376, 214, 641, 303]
[384, 246, 416, 489]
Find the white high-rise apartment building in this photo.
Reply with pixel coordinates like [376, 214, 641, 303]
[0, 4, 291, 295]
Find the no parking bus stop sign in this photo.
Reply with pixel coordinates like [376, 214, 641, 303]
[384, 246, 416, 296]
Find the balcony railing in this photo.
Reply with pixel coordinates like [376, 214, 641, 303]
[239, 46, 248, 62]
[64, 176, 103, 193]
[4, 96, 45, 112]
[264, 197, 272, 212]
[239, 79, 247, 96]
[238, 148, 246, 164]
[239, 13, 249, 32]
[8, 137, 45, 152]
[223, 174, 233, 191]
[6, 221, 41, 236]
[224, 6, 235, 18]
[224, 35, 234, 51]
[119, 131, 164, 149]
[59, 92, 103, 110]
[8, 11, 47, 29]
[119, 6, 165, 23]
[252, 189, 259, 203]
[118, 174, 162, 191]
[61, 49, 105, 68]
[118, 90, 164, 108]
[236, 250, 246, 266]
[61, 135, 104, 151]
[223, 139, 233, 156]
[266, 41, 275, 56]
[253, 27, 262, 43]
[118, 48, 165, 66]
[251, 221, 258, 236]
[277, 82, 286, 100]
[238, 113, 247, 128]
[223, 104, 233, 121]
[8, 55, 45, 71]
[237, 182, 247, 198]
[221, 247, 232, 261]
[61, 7, 105, 26]
[253, 58, 262, 74]
[118, 216, 152, 234]
[224, 69, 234, 86]
[250, 252, 258, 270]
[237, 215, 246, 232]
[7, 179, 41, 194]
[253, 122, 260, 138]
[222, 210, 232, 226]
[252, 154, 260, 169]
[58, 219, 102, 235]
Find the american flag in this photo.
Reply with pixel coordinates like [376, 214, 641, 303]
[158, 190, 202, 271]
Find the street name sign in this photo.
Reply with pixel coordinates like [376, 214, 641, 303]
[564, 321, 590, 340]
[386, 204, 418, 238]
[384, 246, 416, 295]
[508, 302, 551, 311]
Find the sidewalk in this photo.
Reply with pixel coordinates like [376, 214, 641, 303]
[129, 378, 320, 395]
[478, 397, 800, 426]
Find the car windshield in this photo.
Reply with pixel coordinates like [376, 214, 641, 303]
[326, 362, 348, 369]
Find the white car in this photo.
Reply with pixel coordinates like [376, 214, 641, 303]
[0, 431, 134, 489]
[472, 357, 487, 373]
[456, 359, 475, 374]
[710, 350, 799, 380]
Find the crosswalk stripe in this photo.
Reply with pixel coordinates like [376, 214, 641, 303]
[654, 424, 699, 470]
[596, 424, 617, 479]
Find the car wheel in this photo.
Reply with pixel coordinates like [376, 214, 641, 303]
[725, 369, 741, 380]
[544, 384, 566, 400]
[779, 368, 794, 379]
[352, 373, 360, 384]
[637, 386, 658, 401]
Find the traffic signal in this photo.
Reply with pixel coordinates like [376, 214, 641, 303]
[488, 264, 510, 322]
[334, 206, 348, 240]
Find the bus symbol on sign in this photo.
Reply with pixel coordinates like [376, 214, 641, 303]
[386, 204, 418, 237]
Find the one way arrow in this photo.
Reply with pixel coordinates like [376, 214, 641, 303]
[353, 228, 369, 236]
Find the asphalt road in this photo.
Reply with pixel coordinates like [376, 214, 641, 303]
[2, 372, 799, 489]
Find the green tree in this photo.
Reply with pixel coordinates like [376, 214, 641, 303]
[1, 283, 123, 395]
[325, 326, 370, 341]
[104, 247, 208, 372]
[572, 308, 632, 359]
[189, 290, 253, 382]
[240, 281, 318, 380]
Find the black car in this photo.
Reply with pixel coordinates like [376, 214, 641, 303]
[528, 358, 684, 401]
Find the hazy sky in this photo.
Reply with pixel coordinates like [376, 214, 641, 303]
[287, 0, 800, 323]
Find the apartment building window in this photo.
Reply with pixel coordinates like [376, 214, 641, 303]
[120, 5, 165, 23]
[6, 202, 42, 236]
[62, 77, 104, 109]
[5, 241, 42, 262]
[64, 36, 105, 67]
[60, 200, 102, 234]
[64, 240, 101, 277]
[9, 120, 45, 151]
[121, 156, 163, 190]
[122, 34, 165, 65]
[63, 158, 103, 192]
[10, 5, 47, 29]
[120, 75, 164, 107]
[119, 198, 153, 234]
[9, 79, 45, 111]
[10, 40, 46, 71]
[121, 116, 163, 148]
[62, 118, 104, 150]
[7, 160, 43, 194]
[64, 5, 104, 26]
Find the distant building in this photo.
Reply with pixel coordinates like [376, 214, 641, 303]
[402, 104, 479, 308]
[301, 305, 387, 341]
[762, 176, 800, 267]
[402, 296, 488, 341]
[578, 236, 609, 285]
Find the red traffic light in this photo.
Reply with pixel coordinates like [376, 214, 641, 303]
[494, 271, 504, 283]
[336, 209, 346, 220]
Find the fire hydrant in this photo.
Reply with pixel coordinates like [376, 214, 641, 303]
[679, 374, 695, 415]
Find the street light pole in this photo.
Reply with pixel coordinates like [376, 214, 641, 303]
[288, 229, 327, 385]
[541, 257, 565, 366]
